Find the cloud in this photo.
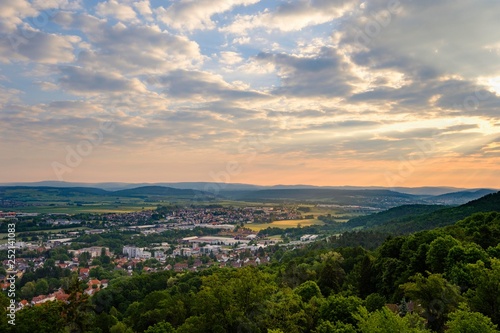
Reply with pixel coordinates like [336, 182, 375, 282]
[0, 0, 37, 33]
[256, 47, 356, 97]
[54, 13, 204, 74]
[221, 0, 355, 34]
[0, 26, 78, 64]
[95, 0, 138, 22]
[58, 66, 146, 94]
[219, 51, 244, 66]
[155, 0, 259, 31]
[133, 0, 153, 20]
[153, 69, 267, 103]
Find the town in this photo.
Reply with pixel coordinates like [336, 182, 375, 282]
[0, 205, 320, 310]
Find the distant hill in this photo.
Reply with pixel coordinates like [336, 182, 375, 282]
[113, 186, 206, 198]
[346, 204, 447, 229]
[0, 185, 212, 203]
[3, 181, 495, 196]
[430, 189, 498, 205]
[223, 188, 428, 209]
[347, 191, 500, 233]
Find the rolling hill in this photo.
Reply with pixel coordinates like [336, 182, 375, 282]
[0, 185, 212, 204]
[346, 191, 500, 233]
[223, 188, 427, 209]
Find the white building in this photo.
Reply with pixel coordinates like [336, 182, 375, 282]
[123, 245, 144, 258]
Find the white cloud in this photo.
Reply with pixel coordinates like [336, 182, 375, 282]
[58, 66, 146, 94]
[95, 0, 138, 22]
[0, 0, 37, 33]
[155, 0, 260, 31]
[133, 0, 153, 21]
[0, 26, 78, 64]
[219, 51, 243, 66]
[221, 0, 355, 34]
[59, 14, 203, 74]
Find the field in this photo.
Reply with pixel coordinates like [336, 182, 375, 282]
[246, 219, 324, 231]
[0, 226, 91, 244]
[6, 204, 159, 214]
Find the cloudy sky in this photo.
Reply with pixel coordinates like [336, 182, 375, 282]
[1, 0, 499, 187]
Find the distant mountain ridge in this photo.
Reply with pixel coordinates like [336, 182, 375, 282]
[0, 183, 497, 208]
[0, 185, 210, 203]
[2, 181, 495, 196]
[346, 191, 500, 233]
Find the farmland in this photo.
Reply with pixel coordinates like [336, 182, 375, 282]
[246, 218, 324, 231]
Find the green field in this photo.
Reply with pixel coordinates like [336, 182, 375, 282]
[6, 204, 159, 214]
[246, 219, 324, 231]
[0, 226, 91, 244]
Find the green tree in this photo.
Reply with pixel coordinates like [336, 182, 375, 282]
[295, 280, 322, 302]
[313, 320, 357, 333]
[20, 281, 36, 300]
[319, 295, 363, 326]
[35, 278, 49, 295]
[355, 306, 429, 333]
[262, 289, 309, 333]
[401, 273, 463, 332]
[0, 292, 10, 333]
[365, 293, 386, 312]
[110, 322, 133, 333]
[317, 251, 346, 295]
[445, 305, 499, 333]
[63, 275, 95, 332]
[426, 236, 460, 273]
[144, 321, 176, 333]
[466, 259, 500, 325]
[15, 301, 66, 333]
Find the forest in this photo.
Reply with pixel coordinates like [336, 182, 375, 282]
[2, 209, 500, 332]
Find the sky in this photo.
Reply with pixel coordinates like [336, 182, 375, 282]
[1, 0, 499, 188]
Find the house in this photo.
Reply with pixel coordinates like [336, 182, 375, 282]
[174, 263, 189, 272]
[101, 279, 109, 289]
[17, 299, 29, 310]
[79, 267, 90, 278]
[88, 279, 101, 288]
[52, 289, 69, 302]
[31, 294, 55, 305]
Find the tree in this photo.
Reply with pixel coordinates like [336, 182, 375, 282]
[426, 236, 460, 273]
[262, 289, 309, 333]
[0, 292, 10, 333]
[144, 321, 176, 333]
[317, 252, 346, 295]
[401, 273, 463, 332]
[110, 322, 133, 333]
[466, 259, 500, 325]
[295, 280, 322, 302]
[35, 278, 49, 295]
[313, 320, 357, 333]
[20, 281, 36, 300]
[63, 275, 95, 332]
[365, 293, 386, 312]
[445, 305, 499, 333]
[355, 307, 429, 333]
[357, 254, 376, 298]
[15, 301, 66, 333]
[319, 295, 363, 326]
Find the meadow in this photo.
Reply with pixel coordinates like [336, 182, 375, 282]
[246, 218, 324, 231]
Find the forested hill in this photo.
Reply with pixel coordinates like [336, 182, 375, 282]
[0, 185, 211, 203]
[345, 191, 500, 233]
[345, 204, 447, 229]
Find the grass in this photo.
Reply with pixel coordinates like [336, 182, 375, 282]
[246, 219, 324, 231]
[7, 204, 158, 214]
[0, 226, 91, 244]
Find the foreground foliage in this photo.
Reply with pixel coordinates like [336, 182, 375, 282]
[3, 211, 500, 332]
